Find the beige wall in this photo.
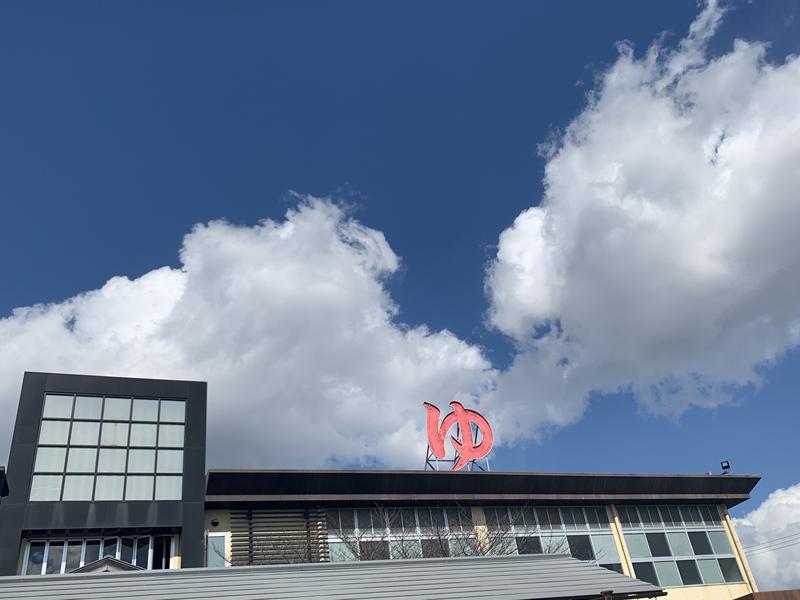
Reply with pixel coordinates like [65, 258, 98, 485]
[205, 509, 233, 565]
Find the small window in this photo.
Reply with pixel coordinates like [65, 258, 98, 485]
[625, 533, 651, 559]
[62, 475, 94, 500]
[159, 400, 185, 423]
[654, 561, 682, 587]
[128, 449, 156, 473]
[707, 530, 732, 555]
[155, 476, 182, 500]
[26, 542, 46, 575]
[34, 447, 66, 472]
[65, 541, 82, 571]
[516, 536, 542, 554]
[718, 558, 744, 583]
[359, 540, 390, 560]
[567, 535, 594, 560]
[70, 421, 100, 446]
[158, 425, 184, 448]
[390, 539, 423, 559]
[677, 559, 703, 585]
[135, 538, 150, 568]
[421, 539, 449, 558]
[701, 505, 721, 526]
[632, 562, 658, 586]
[660, 505, 681, 527]
[697, 558, 725, 584]
[591, 534, 619, 564]
[125, 475, 154, 500]
[535, 507, 551, 529]
[43, 395, 73, 418]
[646, 532, 671, 557]
[666, 531, 693, 557]
[680, 506, 703, 527]
[103, 397, 131, 420]
[641, 506, 662, 528]
[101, 422, 129, 446]
[132, 399, 159, 422]
[45, 542, 64, 574]
[130, 423, 157, 446]
[401, 508, 417, 532]
[339, 509, 355, 533]
[564, 507, 587, 530]
[152, 536, 171, 570]
[618, 506, 641, 528]
[688, 531, 713, 555]
[207, 534, 227, 567]
[94, 475, 125, 501]
[84, 540, 102, 564]
[547, 507, 562, 529]
[120, 538, 135, 564]
[541, 535, 568, 554]
[39, 420, 70, 445]
[66, 448, 97, 472]
[97, 449, 127, 473]
[73, 396, 102, 419]
[329, 542, 356, 562]
[29, 475, 63, 501]
[103, 538, 119, 558]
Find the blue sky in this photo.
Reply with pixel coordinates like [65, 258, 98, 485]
[1, 0, 799, 531]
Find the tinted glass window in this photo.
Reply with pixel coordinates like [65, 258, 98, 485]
[84, 540, 101, 564]
[718, 558, 744, 582]
[390, 539, 422, 559]
[34, 447, 66, 472]
[160, 400, 185, 423]
[677, 559, 703, 585]
[157, 450, 182, 473]
[707, 531, 732, 555]
[591, 534, 619, 564]
[125, 475, 154, 500]
[101, 422, 129, 446]
[43, 395, 73, 418]
[132, 399, 159, 421]
[152, 536, 171, 570]
[516, 536, 543, 554]
[120, 538, 135, 564]
[666, 531, 693, 556]
[701, 505, 721, 526]
[26, 542, 46, 575]
[130, 423, 157, 446]
[94, 475, 124, 500]
[29, 475, 62, 501]
[207, 535, 226, 567]
[66, 448, 97, 472]
[73, 396, 102, 419]
[359, 540, 390, 560]
[45, 542, 64, 574]
[128, 449, 155, 473]
[158, 425, 184, 448]
[135, 537, 149, 568]
[103, 539, 118, 558]
[655, 561, 682, 587]
[688, 531, 713, 555]
[633, 562, 659, 586]
[646, 532, 671, 557]
[97, 448, 127, 473]
[568, 535, 595, 560]
[547, 508, 562, 529]
[641, 506, 662, 528]
[421, 539, 448, 558]
[65, 541, 82, 571]
[103, 397, 131, 420]
[39, 420, 70, 445]
[625, 533, 651, 558]
[535, 508, 551, 529]
[155, 476, 182, 500]
[697, 558, 725, 584]
[70, 421, 100, 445]
[62, 475, 94, 500]
[619, 506, 641, 528]
[541, 535, 568, 554]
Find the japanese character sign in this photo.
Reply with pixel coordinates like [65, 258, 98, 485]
[424, 401, 494, 471]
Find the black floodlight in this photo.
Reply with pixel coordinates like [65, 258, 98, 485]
[721, 460, 731, 474]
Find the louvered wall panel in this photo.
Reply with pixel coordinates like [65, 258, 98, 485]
[230, 509, 329, 566]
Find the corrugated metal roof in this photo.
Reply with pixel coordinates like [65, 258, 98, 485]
[0, 554, 664, 600]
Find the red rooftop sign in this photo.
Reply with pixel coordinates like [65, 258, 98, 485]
[424, 401, 494, 471]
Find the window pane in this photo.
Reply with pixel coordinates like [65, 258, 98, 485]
[390, 539, 423, 559]
[135, 538, 149, 568]
[65, 541, 82, 571]
[356, 508, 372, 532]
[120, 538, 135, 564]
[360, 540, 390, 560]
[521, 507, 537, 530]
[70, 421, 100, 446]
[655, 561, 682, 587]
[339, 509, 355, 533]
[26, 542, 46, 575]
[401, 508, 417, 533]
[707, 530, 733, 555]
[602, 563, 624, 574]
[125, 476, 153, 500]
[154, 536, 172, 568]
[43, 394, 73, 418]
[45, 542, 64, 574]
[128, 449, 156, 473]
[697, 558, 725, 584]
[73, 396, 102, 419]
[541, 535, 568, 554]
[160, 400, 185, 423]
[34, 447, 66, 472]
[97, 449, 127, 473]
[39, 420, 70, 445]
[510, 507, 526, 529]
[641, 506, 663, 528]
[329, 542, 356, 562]
[591, 534, 619, 564]
[535, 508, 551, 529]
[94, 475, 124, 500]
[63, 475, 94, 500]
[155, 476, 182, 500]
[130, 423, 157, 446]
[632, 562, 658, 586]
[681, 506, 703, 527]
[587, 506, 608, 529]
[701, 505, 722, 526]
[568, 535, 594, 560]
[516, 536, 543, 554]
[132, 399, 159, 421]
[103, 397, 130, 420]
[101, 422, 129, 446]
[208, 535, 226, 567]
[625, 533, 651, 558]
[677, 559, 703, 585]
[667, 531, 693, 557]
[618, 506, 641, 528]
[84, 540, 101, 564]
[158, 425, 184, 448]
[718, 558, 744, 582]
[103, 538, 119, 558]
[646, 532, 671, 557]
[568, 507, 587, 529]
[30, 475, 63, 501]
[688, 531, 714, 555]
[421, 538, 449, 558]
[66, 448, 97, 472]
[547, 507, 562, 529]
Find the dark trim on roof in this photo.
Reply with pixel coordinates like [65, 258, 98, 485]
[205, 469, 759, 509]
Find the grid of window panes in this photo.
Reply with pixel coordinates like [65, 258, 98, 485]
[618, 505, 744, 587]
[21, 535, 174, 575]
[29, 393, 185, 502]
[326, 506, 621, 573]
[484, 505, 623, 573]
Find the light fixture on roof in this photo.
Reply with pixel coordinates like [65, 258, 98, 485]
[720, 460, 731, 474]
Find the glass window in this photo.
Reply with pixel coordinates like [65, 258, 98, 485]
[681, 506, 703, 527]
[660, 506, 681, 527]
[356, 508, 373, 532]
[562, 507, 582, 529]
[701, 505, 721, 526]
[30, 475, 63, 501]
[135, 538, 149, 568]
[390, 539, 423, 559]
[152, 535, 170, 569]
[360, 540, 390, 560]
[567, 535, 594, 560]
[160, 400, 185, 423]
[62, 475, 94, 500]
[625, 533, 651, 558]
[633, 562, 658, 586]
[647, 532, 671, 557]
[132, 399, 159, 421]
[73, 396, 102, 419]
[655, 561, 682, 587]
[586, 506, 609, 529]
[70, 421, 100, 446]
[101, 422, 129, 446]
[120, 538, 135, 564]
[516, 536, 543, 554]
[677, 559, 703, 585]
[43, 394, 73, 418]
[130, 423, 157, 446]
[591, 534, 619, 564]
[688, 531, 714, 555]
[158, 425, 184, 447]
[34, 447, 66, 472]
[707, 530, 733, 555]
[94, 475, 124, 500]
[103, 538, 119, 558]
[420, 538, 448, 558]
[26, 542, 46, 575]
[45, 542, 64, 574]
[697, 558, 725, 584]
[155, 476, 182, 500]
[103, 397, 131, 420]
[65, 541, 82, 571]
[39, 420, 70, 445]
[666, 531, 693, 557]
[97, 448, 127, 473]
[128, 449, 156, 473]
[401, 508, 417, 532]
[66, 448, 97, 472]
[619, 506, 641, 528]
[541, 535, 568, 554]
[510, 507, 526, 529]
[718, 558, 744, 583]
[521, 507, 537, 530]
[641, 506, 663, 528]
[535, 508, 551, 529]
[207, 534, 227, 567]
[547, 507, 562, 529]
[329, 542, 356, 562]
[339, 509, 355, 533]
[84, 540, 101, 564]
[125, 475, 154, 500]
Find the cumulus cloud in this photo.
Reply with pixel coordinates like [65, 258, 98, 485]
[485, 0, 800, 441]
[0, 198, 495, 467]
[735, 484, 800, 589]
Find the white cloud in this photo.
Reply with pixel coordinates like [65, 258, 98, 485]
[735, 484, 800, 590]
[0, 198, 495, 468]
[485, 0, 800, 442]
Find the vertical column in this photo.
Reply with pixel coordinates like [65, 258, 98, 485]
[721, 504, 758, 592]
[608, 505, 634, 576]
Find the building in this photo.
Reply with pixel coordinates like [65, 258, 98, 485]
[0, 372, 761, 599]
